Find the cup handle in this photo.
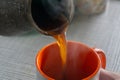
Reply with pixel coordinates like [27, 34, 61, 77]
[93, 48, 106, 69]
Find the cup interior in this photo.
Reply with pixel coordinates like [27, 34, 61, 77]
[36, 41, 100, 80]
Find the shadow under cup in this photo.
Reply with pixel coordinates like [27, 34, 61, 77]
[36, 41, 106, 80]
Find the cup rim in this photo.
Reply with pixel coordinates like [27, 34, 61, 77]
[36, 40, 101, 80]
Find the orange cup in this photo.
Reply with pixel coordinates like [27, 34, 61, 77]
[36, 41, 106, 80]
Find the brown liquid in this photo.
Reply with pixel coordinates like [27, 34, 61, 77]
[53, 32, 67, 67]
[53, 32, 67, 80]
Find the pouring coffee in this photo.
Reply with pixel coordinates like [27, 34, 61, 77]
[31, 0, 74, 68]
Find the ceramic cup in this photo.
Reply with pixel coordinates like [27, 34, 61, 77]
[36, 41, 106, 80]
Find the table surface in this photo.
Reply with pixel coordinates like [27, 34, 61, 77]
[0, 0, 120, 80]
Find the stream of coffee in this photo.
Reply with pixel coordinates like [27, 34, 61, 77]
[31, 1, 72, 78]
[53, 32, 67, 67]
